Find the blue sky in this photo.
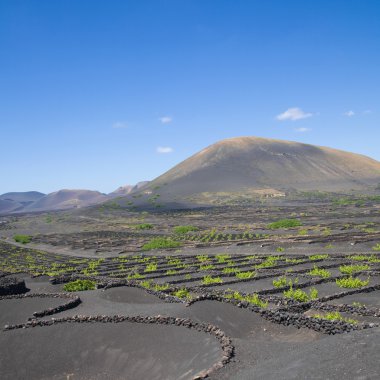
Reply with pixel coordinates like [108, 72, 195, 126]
[1, 0, 379, 194]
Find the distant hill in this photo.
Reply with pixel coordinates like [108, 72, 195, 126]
[0, 191, 45, 203]
[23, 189, 109, 212]
[109, 182, 150, 196]
[0, 191, 46, 213]
[125, 137, 380, 206]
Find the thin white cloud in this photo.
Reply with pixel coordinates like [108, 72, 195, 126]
[343, 110, 355, 117]
[156, 146, 173, 154]
[276, 107, 313, 121]
[159, 116, 173, 124]
[295, 127, 311, 133]
[112, 121, 128, 129]
[363, 110, 372, 115]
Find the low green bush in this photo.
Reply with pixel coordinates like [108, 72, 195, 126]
[283, 286, 318, 302]
[173, 225, 199, 234]
[63, 279, 96, 292]
[267, 219, 302, 229]
[201, 275, 223, 285]
[13, 234, 31, 244]
[225, 291, 268, 308]
[339, 264, 370, 275]
[308, 265, 331, 278]
[141, 237, 182, 251]
[336, 276, 369, 288]
[235, 271, 255, 279]
[313, 311, 357, 325]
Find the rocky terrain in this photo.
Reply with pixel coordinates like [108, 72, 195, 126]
[1, 190, 380, 379]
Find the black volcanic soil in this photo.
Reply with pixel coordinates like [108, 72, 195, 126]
[1, 194, 380, 379]
[0, 322, 221, 380]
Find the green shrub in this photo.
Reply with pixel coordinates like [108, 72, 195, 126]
[349, 254, 380, 263]
[128, 272, 145, 279]
[236, 271, 255, 279]
[144, 262, 158, 272]
[173, 225, 199, 234]
[283, 286, 318, 302]
[339, 264, 370, 275]
[336, 276, 369, 288]
[310, 254, 329, 261]
[225, 291, 268, 308]
[223, 267, 239, 274]
[13, 234, 31, 244]
[196, 255, 209, 262]
[173, 288, 191, 299]
[166, 269, 178, 275]
[267, 219, 302, 229]
[308, 265, 331, 278]
[63, 279, 96, 292]
[216, 254, 230, 263]
[141, 237, 182, 251]
[200, 264, 215, 271]
[273, 276, 298, 288]
[201, 275, 223, 285]
[372, 244, 380, 251]
[313, 311, 357, 325]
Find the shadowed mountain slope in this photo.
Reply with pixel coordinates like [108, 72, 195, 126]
[0, 192, 46, 213]
[142, 137, 380, 197]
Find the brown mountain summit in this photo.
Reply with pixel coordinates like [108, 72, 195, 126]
[147, 136, 380, 195]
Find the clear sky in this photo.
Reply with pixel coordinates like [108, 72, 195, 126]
[1, 0, 379, 194]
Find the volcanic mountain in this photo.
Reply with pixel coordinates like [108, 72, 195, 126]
[139, 137, 380, 199]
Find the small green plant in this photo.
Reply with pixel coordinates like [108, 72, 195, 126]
[128, 272, 145, 280]
[313, 311, 357, 325]
[273, 276, 288, 288]
[285, 258, 304, 263]
[372, 244, 380, 251]
[134, 223, 153, 230]
[223, 267, 239, 274]
[200, 264, 215, 271]
[255, 256, 280, 269]
[339, 264, 370, 275]
[63, 279, 96, 292]
[13, 234, 31, 244]
[173, 288, 191, 299]
[310, 254, 329, 261]
[283, 286, 318, 302]
[216, 254, 230, 263]
[276, 247, 285, 252]
[235, 271, 255, 279]
[351, 254, 380, 263]
[201, 275, 223, 285]
[145, 262, 158, 272]
[298, 229, 308, 236]
[196, 255, 209, 263]
[273, 276, 298, 288]
[225, 291, 268, 308]
[153, 283, 170, 291]
[166, 269, 178, 275]
[336, 276, 369, 288]
[267, 219, 302, 229]
[173, 225, 199, 234]
[308, 265, 331, 278]
[141, 237, 182, 251]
